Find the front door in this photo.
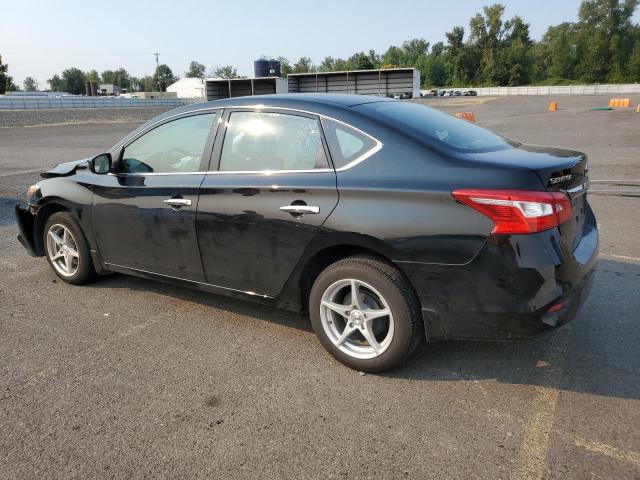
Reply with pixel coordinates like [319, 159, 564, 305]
[196, 108, 339, 297]
[92, 111, 218, 282]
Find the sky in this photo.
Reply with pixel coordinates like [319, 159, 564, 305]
[3, 0, 639, 87]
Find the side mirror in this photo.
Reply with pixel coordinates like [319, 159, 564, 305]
[90, 153, 112, 175]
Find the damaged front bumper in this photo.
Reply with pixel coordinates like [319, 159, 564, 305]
[15, 204, 40, 257]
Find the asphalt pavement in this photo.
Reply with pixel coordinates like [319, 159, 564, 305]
[0, 98, 639, 479]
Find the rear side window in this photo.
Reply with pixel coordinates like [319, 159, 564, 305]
[322, 119, 378, 169]
[355, 101, 515, 153]
[219, 111, 329, 172]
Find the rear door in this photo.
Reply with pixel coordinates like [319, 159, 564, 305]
[196, 108, 339, 297]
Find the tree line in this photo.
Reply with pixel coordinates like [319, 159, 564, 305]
[39, 63, 241, 95]
[278, 0, 640, 87]
[1, 0, 638, 95]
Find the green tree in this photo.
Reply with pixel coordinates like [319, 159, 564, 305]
[47, 74, 64, 92]
[575, 0, 639, 82]
[538, 22, 579, 81]
[318, 56, 350, 72]
[277, 57, 293, 77]
[85, 69, 100, 83]
[186, 61, 205, 78]
[469, 4, 509, 84]
[348, 51, 376, 70]
[501, 16, 534, 85]
[0, 54, 17, 94]
[629, 34, 640, 81]
[140, 76, 156, 92]
[153, 64, 177, 91]
[381, 46, 404, 66]
[23, 76, 37, 91]
[129, 76, 142, 92]
[62, 67, 86, 94]
[292, 57, 315, 73]
[100, 70, 116, 84]
[212, 65, 239, 79]
[402, 38, 429, 66]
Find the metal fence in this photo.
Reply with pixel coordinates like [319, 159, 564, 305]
[473, 84, 640, 96]
[0, 96, 202, 110]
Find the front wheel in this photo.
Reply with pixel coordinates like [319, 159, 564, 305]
[44, 211, 95, 285]
[309, 256, 422, 372]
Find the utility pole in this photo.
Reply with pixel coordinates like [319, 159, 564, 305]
[153, 53, 160, 92]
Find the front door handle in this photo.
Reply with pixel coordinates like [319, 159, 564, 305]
[280, 205, 320, 215]
[164, 198, 192, 207]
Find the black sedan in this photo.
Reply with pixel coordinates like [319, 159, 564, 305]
[15, 94, 598, 372]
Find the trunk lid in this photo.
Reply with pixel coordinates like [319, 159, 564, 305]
[467, 144, 589, 251]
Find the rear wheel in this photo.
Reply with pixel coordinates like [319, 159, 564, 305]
[309, 256, 422, 372]
[44, 211, 95, 285]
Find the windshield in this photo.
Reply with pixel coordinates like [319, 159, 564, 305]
[356, 101, 516, 153]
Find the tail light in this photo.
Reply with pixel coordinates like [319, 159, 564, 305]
[452, 189, 572, 234]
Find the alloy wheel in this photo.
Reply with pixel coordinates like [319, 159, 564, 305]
[46, 224, 80, 277]
[319, 278, 394, 360]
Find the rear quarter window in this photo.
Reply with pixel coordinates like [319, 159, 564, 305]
[321, 118, 378, 169]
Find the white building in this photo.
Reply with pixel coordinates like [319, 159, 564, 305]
[166, 78, 205, 99]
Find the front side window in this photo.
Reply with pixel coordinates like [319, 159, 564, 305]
[120, 113, 216, 173]
[321, 119, 378, 169]
[219, 111, 329, 172]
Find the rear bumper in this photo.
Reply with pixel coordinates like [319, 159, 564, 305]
[401, 204, 599, 341]
[15, 204, 40, 257]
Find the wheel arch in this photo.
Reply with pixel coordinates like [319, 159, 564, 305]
[32, 200, 72, 256]
[289, 233, 423, 315]
[33, 197, 92, 253]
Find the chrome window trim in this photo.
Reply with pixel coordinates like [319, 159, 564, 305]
[103, 262, 273, 298]
[111, 104, 383, 175]
[111, 107, 223, 152]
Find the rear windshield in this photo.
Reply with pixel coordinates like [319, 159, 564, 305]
[355, 101, 516, 153]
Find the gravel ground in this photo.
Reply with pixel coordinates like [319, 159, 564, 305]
[1, 96, 639, 479]
[0, 107, 174, 128]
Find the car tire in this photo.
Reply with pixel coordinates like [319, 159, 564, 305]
[44, 211, 96, 285]
[309, 255, 422, 372]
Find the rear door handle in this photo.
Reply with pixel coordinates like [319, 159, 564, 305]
[280, 205, 320, 215]
[164, 198, 192, 207]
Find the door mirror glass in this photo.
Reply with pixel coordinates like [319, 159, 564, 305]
[91, 153, 112, 174]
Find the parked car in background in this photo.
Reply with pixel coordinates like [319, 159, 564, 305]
[464, 90, 478, 96]
[16, 94, 598, 372]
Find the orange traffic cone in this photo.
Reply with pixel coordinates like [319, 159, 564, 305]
[455, 112, 476, 122]
[548, 101, 558, 112]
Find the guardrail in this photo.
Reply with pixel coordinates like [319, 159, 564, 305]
[0, 97, 202, 110]
[473, 84, 640, 96]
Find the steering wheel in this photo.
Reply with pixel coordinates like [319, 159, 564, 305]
[159, 148, 192, 171]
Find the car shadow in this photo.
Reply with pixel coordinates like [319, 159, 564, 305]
[89, 258, 640, 401]
[93, 272, 312, 333]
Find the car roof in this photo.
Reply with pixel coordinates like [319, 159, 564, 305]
[163, 93, 393, 117]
